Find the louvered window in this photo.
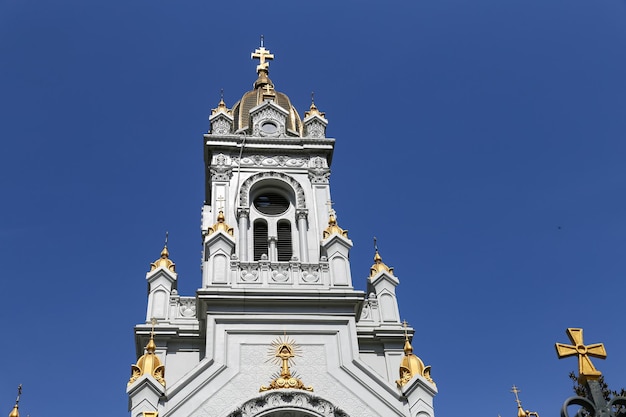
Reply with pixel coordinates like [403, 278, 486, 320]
[254, 192, 289, 215]
[253, 220, 268, 261]
[277, 221, 292, 262]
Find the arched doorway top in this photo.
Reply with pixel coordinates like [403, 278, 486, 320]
[226, 390, 349, 417]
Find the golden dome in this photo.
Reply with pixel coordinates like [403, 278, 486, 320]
[323, 212, 348, 239]
[8, 405, 18, 417]
[396, 326, 435, 387]
[128, 330, 166, 387]
[231, 43, 303, 136]
[369, 250, 394, 278]
[207, 210, 234, 236]
[150, 245, 176, 273]
[305, 94, 325, 119]
[211, 93, 230, 116]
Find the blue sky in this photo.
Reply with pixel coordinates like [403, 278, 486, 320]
[1, 0, 625, 416]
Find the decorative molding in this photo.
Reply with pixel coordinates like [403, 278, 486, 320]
[308, 157, 330, 184]
[211, 117, 232, 135]
[271, 264, 290, 283]
[252, 107, 287, 137]
[296, 209, 308, 221]
[226, 392, 349, 417]
[301, 265, 320, 284]
[240, 264, 260, 282]
[304, 119, 326, 138]
[239, 171, 306, 209]
[210, 153, 233, 181]
[235, 155, 306, 168]
[178, 297, 196, 318]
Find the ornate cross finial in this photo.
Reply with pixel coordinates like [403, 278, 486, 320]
[556, 328, 607, 381]
[260, 34, 264, 47]
[150, 317, 157, 339]
[373, 236, 378, 252]
[251, 37, 274, 73]
[263, 83, 274, 95]
[15, 384, 22, 405]
[402, 320, 409, 341]
[326, 200, 335, 216]
[311, 91, 315, 104]
[511, 385, 522, 408]
[164, 231, 169, 248]
[220, 88, 224, 101]
[216, 195, 225, 212]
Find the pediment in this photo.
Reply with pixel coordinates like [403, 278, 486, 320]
[250, 100, 289, 137]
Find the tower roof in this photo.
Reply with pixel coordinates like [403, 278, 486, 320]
[230, 41, 303, 136]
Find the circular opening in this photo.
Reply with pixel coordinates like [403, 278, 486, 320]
[261, 121, 278, 134]
[254, 192, 289, 215]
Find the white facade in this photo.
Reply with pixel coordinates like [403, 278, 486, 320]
[127, 44, 436, 417]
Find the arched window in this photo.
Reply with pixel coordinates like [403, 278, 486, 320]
[277, 220, 292, 261]
[247, 179, 298, 263]
[253, 220, 268, 261]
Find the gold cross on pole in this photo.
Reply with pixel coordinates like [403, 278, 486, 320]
[511, 385, 522, 408]
[326, 200, 335, 216]
[216, 195, 225, 212]
[555, 328, 607, 381]
[263, 83, 274, 96]
[251, 38, 274, 73]
[150, 317, 157, 339]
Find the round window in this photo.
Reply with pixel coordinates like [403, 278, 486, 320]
[260, 121, 278, 135]
[253, 192, 289, 215]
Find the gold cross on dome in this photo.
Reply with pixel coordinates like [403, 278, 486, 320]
[251, 39, 274, 73]
[555, 328, 607, 380]
[150, 317, 157, 338]
[511, 385, 522, 408]
[263, 84, 274, 95]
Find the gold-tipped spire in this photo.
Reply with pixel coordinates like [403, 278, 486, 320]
[511, 386, 539, 417]
[322, 212, 348, 239]
[304, 92, 325, 118]
[251, 35, 274, 89]
[207, 210, 234, 236]
[322, 202, 348, 239]
[555, 328, 607, 382]
[369, 237, 393, 277]
[396, 321, 434, 387]
[211, 89, 230, 116]
[128, 318, 166, 387]
[260, 335, 313, 392]
[150, 232, 176, 272]
[8, 385, 21, 417]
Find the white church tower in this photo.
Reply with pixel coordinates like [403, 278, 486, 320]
[127, 41, 437, 417]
